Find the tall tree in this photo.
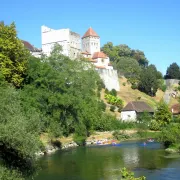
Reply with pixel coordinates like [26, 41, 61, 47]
[0, 83, 41, 179]
[138, 66, 159, 96]
[165, 62, 180, 79]
[154, 100, 172, 126]
[0, 22, 29, 87]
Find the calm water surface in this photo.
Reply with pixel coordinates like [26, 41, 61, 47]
[34, 141, 180, 180]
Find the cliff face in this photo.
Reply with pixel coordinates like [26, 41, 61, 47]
[96, 69, 120, 91]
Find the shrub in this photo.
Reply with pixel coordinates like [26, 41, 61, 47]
[104, 88, 109, 94]
[149, 120, 160, 131]
[131, 83, 138, 89]
[113, 130, 130, 140]
[99, 100, 106, 112]
[110, 105, 116, 112]
[158, 124, 180, 148]
[109, 89, 117, 96]
[73, 134, 86, 146]
[104, 94, 124, 107]
[122, 82, 126, 86]
[160, 84, 167, 92]
[120, 167, 146, 180]
[118, 106, 122, 113]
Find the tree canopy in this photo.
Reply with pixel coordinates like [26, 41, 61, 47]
[0, 22, 29, 87]
[165, 62, 180, 79]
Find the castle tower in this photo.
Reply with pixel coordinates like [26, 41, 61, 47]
[82, 27, 100, 56]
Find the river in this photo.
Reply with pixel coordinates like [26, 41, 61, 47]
[34, 141, 180, 180]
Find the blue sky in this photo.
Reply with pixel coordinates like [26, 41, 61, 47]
[1, 0, 180, 74]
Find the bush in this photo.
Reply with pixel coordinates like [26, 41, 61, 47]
[149, 120, 161, 131]
[158, 123, 180, 148]
[113, 130, 130, 140]
[109, 89, 117, 96]
[99, 100, 106, 112]
[73, 134, 86, 146]
[118, 106, 123, 113]
[131, 83, 138, 89]
[120, 167, 146, 180]
[105, 88, 109, 94]
[160, 84, 167, 92]
[110, 105, 116, 112]
[122, 82, 126, 86]
[104, 94, 124, 107]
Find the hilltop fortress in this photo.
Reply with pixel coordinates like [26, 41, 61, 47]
[41, 25, 120, 91]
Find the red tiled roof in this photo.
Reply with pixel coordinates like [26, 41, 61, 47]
[82, 27, 99, 39]
[171, 104, 180, 114]
[92, 52, 107, 59]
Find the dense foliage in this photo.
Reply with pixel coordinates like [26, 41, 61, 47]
[101, 42, 163, 96]
[165, 62, 180, 79]
[120, 167, 146, 180]
[154, 101, 172, 126]
[0, 22, 29, 87]
[0, 80, 41, 179]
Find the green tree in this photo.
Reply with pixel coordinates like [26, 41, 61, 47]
[0, 22, 29, 87]
[21, 44, 104, 138]
[154, 101, 172, 126]
[0, 84, 41, 180]
[165, 62, 180, 79]
[138, 66, 158, 96]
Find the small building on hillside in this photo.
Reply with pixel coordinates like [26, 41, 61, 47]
[22, 40, 42, 58]
[121, 101, 154, 121]
[171, 104, 180, 115]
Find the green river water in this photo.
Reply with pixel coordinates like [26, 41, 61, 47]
[34, 141, 180, 180]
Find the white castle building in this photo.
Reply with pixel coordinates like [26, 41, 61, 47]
[41, 25, 81, 59]
[41, 26, 112, 69]
[41, 26, 120, 91]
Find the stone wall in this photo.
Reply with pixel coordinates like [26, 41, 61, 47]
[96, 69, 120, 91]
[165, 79, 180, 88]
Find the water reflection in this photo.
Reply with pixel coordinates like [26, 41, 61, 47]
[34, 141, 180, 180]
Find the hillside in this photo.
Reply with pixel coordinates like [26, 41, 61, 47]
[101, 77, 179, 118]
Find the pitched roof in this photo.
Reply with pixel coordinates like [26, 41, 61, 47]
[81, 51, 91, 55]
[22, 40, 41, 52]
[171, 104, 180, 114]
[122, 101, 154, 113]
[92, 52, 107, 59]
[82, 27, 99, 39]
